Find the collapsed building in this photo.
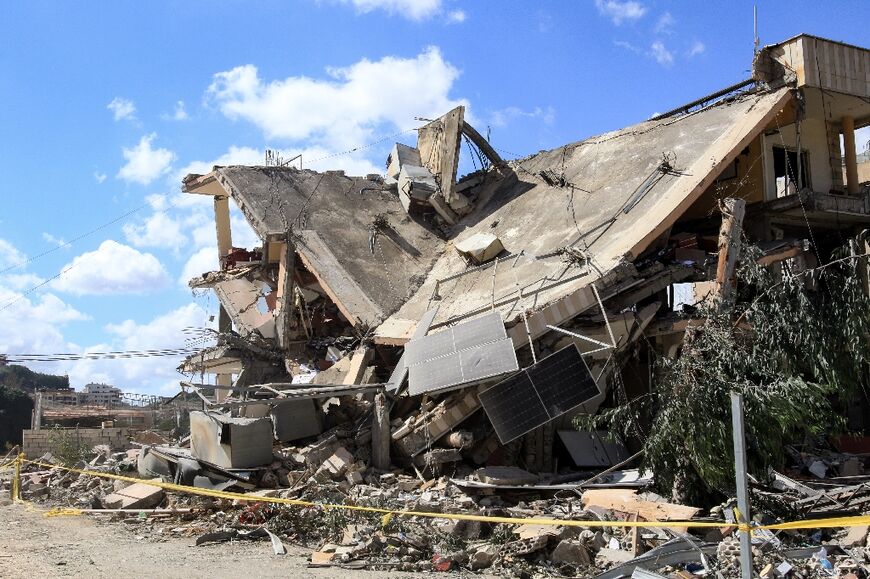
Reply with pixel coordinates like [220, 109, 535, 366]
[175, 34, 870, 478]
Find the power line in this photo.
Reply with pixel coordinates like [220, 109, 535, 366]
[0, 203, 151, 276]
[4, 347, 207, 364]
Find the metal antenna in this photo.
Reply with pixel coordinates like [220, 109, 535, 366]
[753, 5, 760, 55]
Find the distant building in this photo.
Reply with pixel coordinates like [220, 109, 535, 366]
[40, 388, 81, 406]
[81, 383, 123, 407]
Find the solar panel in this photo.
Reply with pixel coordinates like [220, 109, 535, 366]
[405, 311, 518, 395]
[386, 306, 439, 393]
[479, 344, 599, 444]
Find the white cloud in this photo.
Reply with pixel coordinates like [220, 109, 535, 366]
[107, 97, 136, 122]
[42, 232, 68, 248]
[64, 303, 213, 395]
[490, 106, 555, 128]
[332, 0, 444, 20]
[0, 238, 27, 271]
[0, 239, 87, 362]
[650, 41, 674, 66]
[51, 240, 170, 296]
[594, 0, 646, 25]
[0, 289, 86, 355]
[614, 40, 642, 54]
[175, 145, 264, 182]
[123, 211, 188, 251]
[653, 11, 674, 34]
[94, 171, 107, 184]
[206, 47, 466, 151]
[688, 40, 706, 57]
[117, 133, 176, 185]
[446, 9, 465, 23]
[5, 272, 45, 291]
[163, 100, 189, 121]
[179, 246, 218, 287]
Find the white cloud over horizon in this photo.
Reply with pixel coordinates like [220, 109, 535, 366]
[51, 240, 171, 296]
[117, 133, 176, 185]
[59, 303, 213, 394]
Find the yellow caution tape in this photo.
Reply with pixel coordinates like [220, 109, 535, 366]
[11, 457, 870, 532]
[44, 507, 84, 517]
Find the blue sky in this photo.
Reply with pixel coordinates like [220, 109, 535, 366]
[0, 1, 867, 395]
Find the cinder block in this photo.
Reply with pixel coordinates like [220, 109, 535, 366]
[101, 482, 164, 509]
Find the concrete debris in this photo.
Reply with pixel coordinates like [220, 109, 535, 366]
[454, 232, 504, 265]
[101, 482, 164, 510]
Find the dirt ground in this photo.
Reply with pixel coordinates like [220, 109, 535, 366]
[0, 501, 442, 579]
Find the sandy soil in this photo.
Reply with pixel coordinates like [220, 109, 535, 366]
[0, 501, 437, 579]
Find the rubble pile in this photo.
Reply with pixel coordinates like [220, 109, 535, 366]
[6, 435, 870, 577]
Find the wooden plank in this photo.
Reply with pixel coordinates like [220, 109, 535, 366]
[581, 489, 700, 523]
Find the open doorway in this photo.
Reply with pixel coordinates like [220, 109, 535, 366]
[773, 146, 810, 197]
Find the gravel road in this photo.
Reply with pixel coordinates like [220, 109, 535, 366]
[0, 502, 438, 579]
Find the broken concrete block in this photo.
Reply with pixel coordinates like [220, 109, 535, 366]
[190, 411, 274, 469]
[839, 457, 864, 477]
[270, 399, 323, 443]
[595, 548, 634, 566]
[386, 143, 422, 180]
[398, 165, 438, 204]
[842, 524, 869, 547]
[310, 550, 335, 565]
[345, 468, 364, 486]
[470, 545, 498, 570]
[515, 524, 560, 540]
[101, 482, 164, 510]
[503, 535, 549, 556]
[455, 232, 504, 265]
[550, 540, 591, 566]
[808, 460, 827, 478]
[318, 447, 353, 479]
[473, 466, 538, 486]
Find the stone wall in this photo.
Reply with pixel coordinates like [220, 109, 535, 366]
[22, 427, 130, 458]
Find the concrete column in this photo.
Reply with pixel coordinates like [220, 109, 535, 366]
[32, 392, 43, 431]
[713, 198, 746, 310]
[843, 116, 859, 195]
[215, 374, 231, 404]
[214, 195, 233, 267]
[371, 393, 391, 471]
[214, 195, 234, 401]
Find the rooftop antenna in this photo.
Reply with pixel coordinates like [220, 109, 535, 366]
[753, 4, 760, 55]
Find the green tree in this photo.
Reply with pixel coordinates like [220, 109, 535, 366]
[586, 243, 870, 503]
[0, 384, 34, 447]
[0, 364, 70, 393]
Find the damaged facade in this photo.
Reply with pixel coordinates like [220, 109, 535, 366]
[174, 34, 870, 479]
